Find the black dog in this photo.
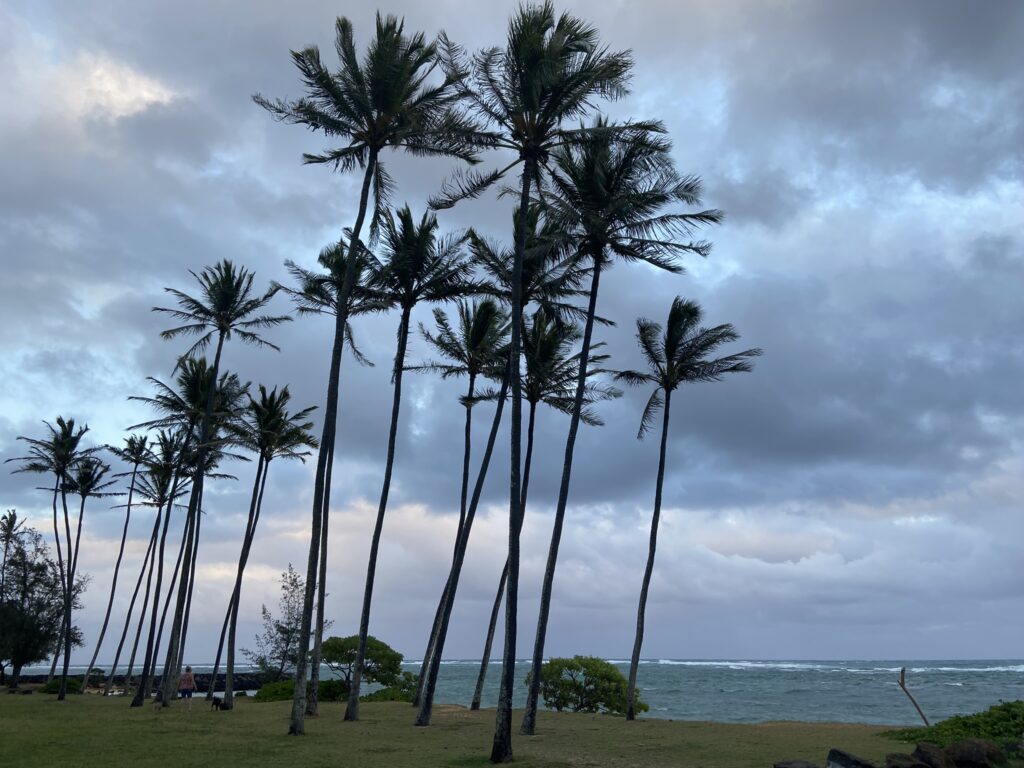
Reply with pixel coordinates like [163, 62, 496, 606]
[210, 697, 225, 711]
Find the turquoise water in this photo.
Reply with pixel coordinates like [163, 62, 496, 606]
[34, 659, 1023, 725]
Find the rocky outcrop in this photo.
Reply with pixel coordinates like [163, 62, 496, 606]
[911, 742, 954, 768]
[827, 749, 878, 768]
[944, 739, 1006, 768]
[774, 761, 821, 768]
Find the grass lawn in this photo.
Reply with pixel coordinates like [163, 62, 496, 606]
[0, 693, 918, 767]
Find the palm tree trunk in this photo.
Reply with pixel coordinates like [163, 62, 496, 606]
[47, 478, 66, 685]
[105, 507, 157, 695]
[83, 463, 141, 692]
[162, 333, 226, 706]
[290, 148, 377, 736]
[306, 435, 334, 716]
[412, 373, 476, 708]
[225, 455, 270, 710]
[471, 560, 507, 710]
[627, 390, 671, 720]
[207, 596, 233, 699]
[416, 371, 510, 726]
[491, 158, 534, 764]
[177, 498, 203, 670]
[131, 464, 186, 708]
[154, 504, 192, 684]
[473, 398, 536, 711]
[521, 255, 603, 735]
[345, 305, 412, 721]
[58, 488, 84, 700]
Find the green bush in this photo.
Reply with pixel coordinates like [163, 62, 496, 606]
[318, 679, 348, 702]
[252, 680, 294, 702]
[528, 656, 648, 716]
[361, 672, 419, 703]
[884, 700, 1024, 751]
[39, 677, 82, 694]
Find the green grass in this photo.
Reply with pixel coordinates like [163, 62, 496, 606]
[0, 692, 910, 768]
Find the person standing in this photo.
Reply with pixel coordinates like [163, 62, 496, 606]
[178, 665, 197, 711]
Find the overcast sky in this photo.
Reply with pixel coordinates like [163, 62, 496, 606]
[2, 0, 1023, 666]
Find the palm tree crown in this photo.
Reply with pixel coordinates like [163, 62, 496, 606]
[234, 385, 319, 464]
[417, 298, 510, 385]
[616, 297, 763, 438]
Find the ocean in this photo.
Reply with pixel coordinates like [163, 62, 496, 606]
[28, 659, 1023, 725]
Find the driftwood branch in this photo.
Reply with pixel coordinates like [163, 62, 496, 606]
[898, 666, 930, 726]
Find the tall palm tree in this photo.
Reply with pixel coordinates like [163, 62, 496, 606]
[345, 205, 473, 721]
[275, 241, 380, 716]
[468, 310, 618, 712]
[152, 259, 286, 707]
[216, 385, 317, 710]
[81, 435, 149, 692]
[433, 6, 631, 757]
[7, 417, 96, 698]
[616, 297, 760, 719]
[63, 457, 116, 692]
[409, 298, 510, 708]
[521, 122, 723, 735]
[0, 509, 25, 600]
[254, 14, 483, 734]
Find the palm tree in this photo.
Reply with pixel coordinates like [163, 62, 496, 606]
[432, 6, 631, 757]
[409, 298, 510, 708]
[616, 297, 761, 719]
[63, 457, 116, 692]
[254, 14, 483, 734]
[7, 417, 96, 698]
[276, 241, 380, 716]
[344, 205, 473, 721]
[216, 385, 317, 710]
[152, 259, 286, 707]
[0, 510, 25, 600]
[521, 122, 723, 735]
[468, 310, 618, 712]
[81, 435, 149, 693]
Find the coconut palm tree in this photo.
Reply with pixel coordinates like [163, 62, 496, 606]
[215, 386, 317, 710]
[408, 298, 510, 707]
[275, 241, 381, 716]
[418, 309, 618, 724]
[63, 457, 116, 692]
[432, 6, 632, 756]
[254, 14, 484, 734]
[152, 259, 286, 707]
[521, 122, 723, 735]
[616, 297, 761, 719]
[468, 310, 618, 712]
[81, 435, 149, 692]
[344, 205, 473, 721]
[7, 417, 97, 698]
[0, 510, 25, 600]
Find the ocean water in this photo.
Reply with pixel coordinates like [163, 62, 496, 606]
[30, 659, 1023, 725]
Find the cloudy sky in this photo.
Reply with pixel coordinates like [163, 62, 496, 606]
[2, 0, 1023, 666]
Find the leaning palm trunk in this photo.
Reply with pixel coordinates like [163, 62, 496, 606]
[161, 335, 225, 706]
[207, 597, 233, 699]
[83, 463, 142, 692]
[306, 437, 335, 716]
[521, 258, 603, 735]
[105, 511, 157, 695]
[123, 509, 163, 696]
[131, 464, 188, 707]
[472, 397, 537, 711]
[154, 505, 193, 680]
[47, 479, 66, 685]
[176, 492, 205, 671]
[417, 376, 516, 726]
[627, 392, 671, 719]
[289, 149, 377, 736]
[224, 457, 270, 709]
[58, 484, 87, 699]
[345, 306, 413, 721]
[412, 372, 477, 708]
[490, 159, 534, 763]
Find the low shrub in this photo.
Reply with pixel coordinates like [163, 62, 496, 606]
[39, 677, 82, 694]
[252, 680, 294, 702]
[528, 656, 648, 716]
[361, 672, 419, 703]
[884, 699, 1024, 752]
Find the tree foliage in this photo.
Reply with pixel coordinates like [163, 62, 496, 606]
[241, 564, 309, 682]
[528, 656, 648, 715]
[321, 634, 403, 689]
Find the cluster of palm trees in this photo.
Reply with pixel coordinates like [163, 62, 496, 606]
[7, 3, 763, 763]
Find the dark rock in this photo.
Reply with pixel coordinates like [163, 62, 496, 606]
[774, 761, 820, 768]
[945, 739, 1006, 768]
[885, 754, 929, 768]
[828, 749, 878, 768]
[912, 742, 955, 768]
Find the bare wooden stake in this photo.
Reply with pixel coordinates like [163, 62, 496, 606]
[898, 666, 930, 726]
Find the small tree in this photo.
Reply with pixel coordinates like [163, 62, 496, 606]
[528, 656, 648, 716]
[321, 634, 403, 691]
[241, 564, 309, 681]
